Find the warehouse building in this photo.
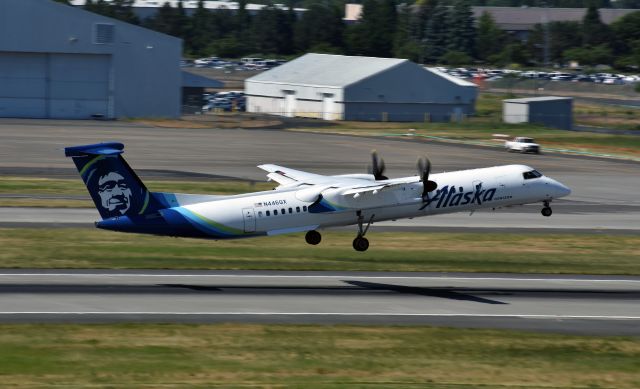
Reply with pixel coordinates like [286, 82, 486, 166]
[0, 0, 181, 119]
[503, 96, 573, 130]
[245, 53, 477, 122]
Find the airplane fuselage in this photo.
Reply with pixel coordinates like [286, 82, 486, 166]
[96, 164, 570, 240]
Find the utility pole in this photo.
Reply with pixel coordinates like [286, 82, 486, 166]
[542, 1, 550, 67]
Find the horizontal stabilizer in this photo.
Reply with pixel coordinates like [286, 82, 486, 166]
[64, 142, 124, 157]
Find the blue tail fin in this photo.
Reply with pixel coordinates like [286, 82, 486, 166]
[65, 142, 162, 219]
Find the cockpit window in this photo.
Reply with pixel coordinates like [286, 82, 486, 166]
[523, 170, 542, 180]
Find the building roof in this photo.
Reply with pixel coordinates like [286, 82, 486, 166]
[182, 71, 223, 88]
[247, 53, 408, 88]
[504, 96, 573, 103]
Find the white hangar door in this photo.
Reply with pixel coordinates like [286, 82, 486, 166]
[0, 52, 111, 119]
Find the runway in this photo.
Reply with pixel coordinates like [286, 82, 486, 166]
[1, 270, 639, 335]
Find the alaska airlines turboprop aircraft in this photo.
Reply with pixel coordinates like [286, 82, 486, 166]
[65, 142, 571, 251]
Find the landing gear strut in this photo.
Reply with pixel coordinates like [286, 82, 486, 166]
[541, 201, 552, 217]
[305, 230, 321, 245]
[353, 211, 374, 252]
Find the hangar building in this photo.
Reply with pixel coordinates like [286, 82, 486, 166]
[503, 96, 573, 130]
[0, 0, 181, 119]
[245, 53, 477, 122]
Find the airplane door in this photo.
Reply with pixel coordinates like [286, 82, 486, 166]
[242, 207, 256, 233]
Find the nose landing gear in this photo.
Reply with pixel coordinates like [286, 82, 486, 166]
[541, 201, 552, 217]
[353, 211, 375, 252]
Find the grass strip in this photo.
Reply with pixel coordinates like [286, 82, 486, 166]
[1, 228, 639, 274]
[0, 323, 638, 388]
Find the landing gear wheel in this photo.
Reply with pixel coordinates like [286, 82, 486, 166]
[305, 230, 321, 245]
[353, 237, 369, 252]
[541, 207, 552, 217]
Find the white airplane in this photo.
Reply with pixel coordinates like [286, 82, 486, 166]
[65, 142, 571, 251]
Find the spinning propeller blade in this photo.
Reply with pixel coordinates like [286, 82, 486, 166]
[367, 150, 388, 181]
[417, 155, 438, 200]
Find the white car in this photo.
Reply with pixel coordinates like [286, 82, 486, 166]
[505, 137, 541, 154]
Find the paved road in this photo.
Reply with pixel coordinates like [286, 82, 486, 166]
[0, 270, 638, 335]
[0, 120, 639, 231]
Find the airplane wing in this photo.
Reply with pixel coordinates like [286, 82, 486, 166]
[258, 164, 329, 186]
[340, 181, 416, 197]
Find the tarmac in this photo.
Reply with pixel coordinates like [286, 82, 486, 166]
[0, 270, 638, 335]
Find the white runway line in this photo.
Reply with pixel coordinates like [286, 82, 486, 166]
[1, 312, 640, 320]
[1, 273, 639, 283]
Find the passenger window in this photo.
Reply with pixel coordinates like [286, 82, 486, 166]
[258, 211, 263, 217]
[282, 208, 286, 214]
[274, 210, 278, 215]
[303, 205, 307, 212]
[288, 207, 293, 214]
[266, 210, 270, 216]
[296, 206, 300, 213]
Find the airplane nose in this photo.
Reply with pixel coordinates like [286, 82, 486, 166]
[552, 180, 571, 198]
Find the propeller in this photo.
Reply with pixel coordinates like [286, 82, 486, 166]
[367, 150, 388, 181]
[417, 155, 438, 198]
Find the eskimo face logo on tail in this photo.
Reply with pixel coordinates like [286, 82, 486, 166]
[97, 172, 132, 215]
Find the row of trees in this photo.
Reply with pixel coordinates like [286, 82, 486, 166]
[55, 0, 640, 69]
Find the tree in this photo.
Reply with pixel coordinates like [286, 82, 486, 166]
[186, 0, 212, 55]
[527, 21, 582, 65]
[447, 0, 476, 57]
[476, 11, 506, 62]
[146, 2, 178, 36]
[563, 44, 612, 65]
[440, 50, 472, 66]
[582, 5, 610, 47]
[294, 3, 344, 53]
[490, 42, 530, 66]
[345, 0, 397, 58]
[394, 3, 422, 61]
[251, 5, 294, 55]
[611, 11, 640, 57]
[614, 40, 640, 69]
[422, 1, 450, 63]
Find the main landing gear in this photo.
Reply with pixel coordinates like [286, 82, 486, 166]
[305, 230, 321, 245]
[541, 201, 553, 217]
[353, 211, 375, 252]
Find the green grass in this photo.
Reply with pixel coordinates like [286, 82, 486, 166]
[0, 323, 638, 388]
[2, 228, 639, 274]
